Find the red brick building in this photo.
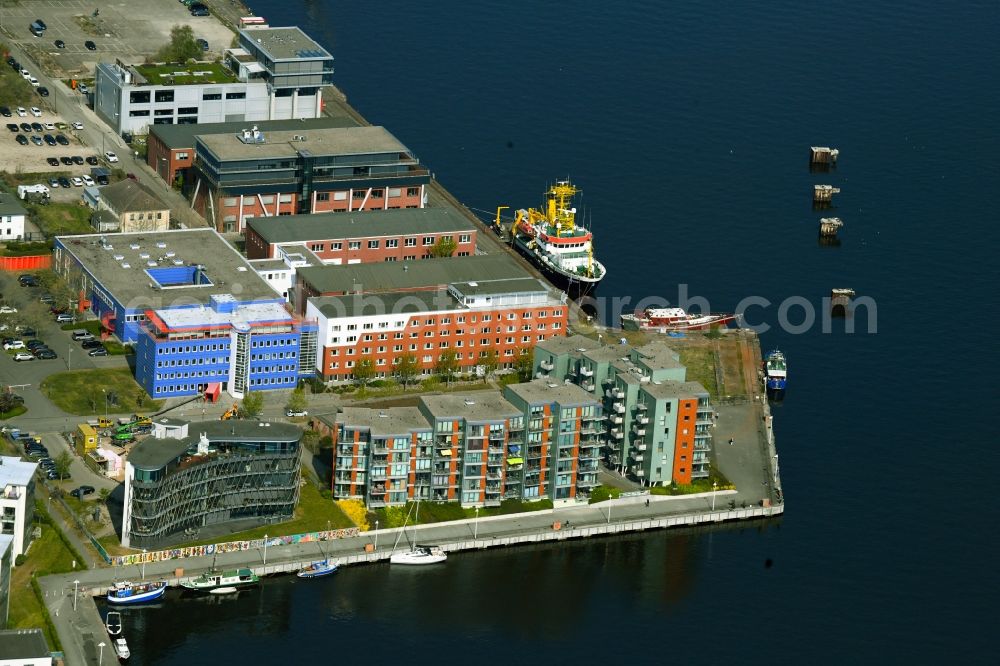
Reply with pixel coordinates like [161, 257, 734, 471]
[244, 207, 477, 262]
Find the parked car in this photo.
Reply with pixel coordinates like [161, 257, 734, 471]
[48, 177, 60, 187]
[46, 157, 59, 167]
[0, 305, 18, 314]
[84, 40, 97, 51]
[96, 174, 109, 185]
[35, 349, 57, 360]
[44, 122, 55, 130]
[55, 313, 74, 323]
[15, 134, 28, 146]
[19, 122, 31, 131]
[60, 156, 73, 165]
[54, 39, 65, 49]
[46, 469, 68, 480]
[72, 121, 84, 130]
[85, 155, 98, 165]
[197, 38, 209, 51]
[30, 135, 42, 146]
[25, 340, 46, 349]
[57, 176, 71, 188]
[71, 154, 83, 164]
[104, 151, 118, 163]
[37, 87, 49, 97]
[19, 274, 38, 286]
[190, 5, 210, 17]
[70, 177, 83, 187]
[16, 107, 27, 117]
[30, 107, 41, 117]
[0, 106, 10, 117]
[79, 83, 90, 95]
[39, 294, 55, 304]
[286, 409, 308, 417]
[71, 330, 93, 341]
[43, 134, 56, 146]
[3, 340, 25, 350]
[13, 352, 35, 361]
[82, 175, 95, 186]
[28, 77, 39, 87]
[88, 348, 108, 357]
[71, 485, 96, 498]
[6, 123, 17, 132]
[57, 135, 70, 146]
[35, 19, 47, 30]
[17, 327, 37, 337]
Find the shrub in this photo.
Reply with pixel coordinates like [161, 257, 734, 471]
[336, 499, 369, 531]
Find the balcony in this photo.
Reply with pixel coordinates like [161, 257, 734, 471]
[606, 388, 624, 400]
[636, 415, 649, 425]
[635, 402, 648, 411]
[581, 380, 595, 392]
[635, 442, 647, 452]
[633, 427, 646, 437]
[539, 360, 554, 371]
[609, 414, 623, 425]
[630, 453, 644, 463]
[488, 444, 505, 455]
[610, 428, 623, 439]
[613, 403, 625, 414]
[576, 477, 600, 489]
[578, 366, 593, 378]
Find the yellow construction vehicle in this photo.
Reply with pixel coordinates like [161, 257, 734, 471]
[221, 403, 239, 420]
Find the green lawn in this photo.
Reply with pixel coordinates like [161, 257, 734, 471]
[40, 368, 162, 415]
[371, 498, 554, 528]
[164, 475, 354, 549]
[676, 346, 720, 397]
[588, 485, 623, 504]
[61, 321, 102, 335]
[0, 240, 52, 257]
[0, 405, 28, 419]
[28, 202, 94, 237]
[133, 61, 237, 86]
[8, 507, 80, 649]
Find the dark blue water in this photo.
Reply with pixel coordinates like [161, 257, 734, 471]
[133, 1, 999, 661]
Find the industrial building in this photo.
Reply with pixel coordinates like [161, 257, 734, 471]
[121, 418, 303, 548]
[94, 26, 334, 135]
[534, 335, 715, 485]
[244, 207, 477, 262]
[320, 380, 601, 508]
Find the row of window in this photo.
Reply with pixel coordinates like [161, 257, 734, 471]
[330, 327, 561, 347]
[156, 357, 227, 368]
[158, 342, 230, 354]
[315, 187, 420, 202]
[248, 376, 295, 387]
[307, 234, 470, 253]
[330, 310, 555, 333]
[250, 352, 297, 361]
[328, 348, 523, 369]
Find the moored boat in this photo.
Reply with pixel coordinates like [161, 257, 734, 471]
[764, 350, 788, 395]
[106, 580, 167, 605]
[389, 545, 447, 565]
[297, 559, 339, 579]
[113, 637, 131, 662]
[105, 611, 122, 637]
[495, 180, 606, 297]
[621, 307, 738, 332]
[181, 568, 259, 593]
[208, 586, 240, 595]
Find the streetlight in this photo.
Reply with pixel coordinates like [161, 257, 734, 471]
[263, 534, 268, 565]
[73, 579, 80, 610]
[373, 520, 379, 551]
[98, 641, 106, 663]
[141, 549, 147, 580]
[67, 345, 72, 371]
[474, 506, 480, 539]
[103, 389, 108, 421]
[711, 480, 718, 511]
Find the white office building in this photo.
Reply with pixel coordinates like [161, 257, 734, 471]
[0, 457, 37, 558]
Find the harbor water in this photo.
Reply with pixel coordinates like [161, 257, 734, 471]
[126, 0, 997, 662]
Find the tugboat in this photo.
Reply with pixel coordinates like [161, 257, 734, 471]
[763, 350, 788, 398]
[621, 306, 738, 332]
[495, 180, 606, 297]
[106, 580, 167, 605]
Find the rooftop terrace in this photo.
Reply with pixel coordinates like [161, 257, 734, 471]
[239, 26, 332, 61]
[132, 61, 239, 86]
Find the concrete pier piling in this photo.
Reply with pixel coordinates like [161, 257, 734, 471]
[810, 146, 839, 164]
[818, 216, 843, 237]
[813, 184, 841, 203]
[830, 288, 855, 317]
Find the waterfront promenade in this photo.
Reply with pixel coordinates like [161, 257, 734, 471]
[41, 491, 782, 665]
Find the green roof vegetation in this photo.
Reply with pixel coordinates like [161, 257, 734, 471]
[134, 61, 238, 86]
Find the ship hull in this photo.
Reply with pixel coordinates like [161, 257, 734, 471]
[621, 313, 738, 332]
[511, 234, 603, 298]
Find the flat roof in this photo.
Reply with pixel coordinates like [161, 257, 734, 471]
[241, 26, 332, 61]
[504, 379, 598, 406]
[419, 392, 520, 422]
[640, 380, 710, 400]
[311, 290, 453, 319]
[132, 61, 238, 86]
[582, 345, 629, 363]
[632, 341, 684, 370]
[56, 229, 280, 309]
[151, 116, 359, 150]
[247, 207, 474, 245]
[450, 277, 547, 297]
[0, 456, 37, 486]
[0, 629, 50, 660]
[299, 254, 529, 295]
[535, 334, 603, 357]
[155, 301, 291, 331]
[199, 126, 409, 161]
[337, 407, 430, 436]
[129, 419, 303, 470]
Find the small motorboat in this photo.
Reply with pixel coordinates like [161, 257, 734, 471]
[297, 559, 339, 579]
[208, 586, 240, 595]
[389, 545, 447, 565]
[113, 637, 131, 661]
[105, 611, 122, 636]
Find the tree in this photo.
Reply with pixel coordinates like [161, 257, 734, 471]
[479, 347, 499, 383]
[429, 237, 458, 258]
[513, 347, 534, 381]
[394, 353, 419, 390]
[286, 385, 308, 413]
[353, 357, 375, 387]
[241, 390, 264, 418]
[156, 25, 202, 63]
[54, 452, 73, 481]
[435, 349, 460, 386]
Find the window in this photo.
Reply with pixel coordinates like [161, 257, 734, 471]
[405, 237, 416, 247]
[226, 91, 247, 99]
[177, 107, 198, 115]
[386, 239, 398, 248]
[310, 243, 324, 251]
[407, 187, 420, 197]
[129, 110, 150, 117]
[317, 192, 330, 201]
[371, 189, 384, 198]
[176, 151, 190, 160]
[352, 191, 366, 200]
[423, 237, 434, 246]
[130, 91, 151, 104]
[331, 242, 342, 250]
[202, 92, 222, 101]
[155, 89, 175, 103]
[348, 241, 361, 250]
[154, 109, 173, 116]
[388, 188, 402, 197]
[368, 240, 379, 249]
[459, 234, 471, 244]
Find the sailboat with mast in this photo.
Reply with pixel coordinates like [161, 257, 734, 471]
[297, 540, 340, 578]
[389, 500, 447, 565]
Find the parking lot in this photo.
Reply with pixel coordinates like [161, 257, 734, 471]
[1, 0, 237, 78]
[1, 98, 101, 186]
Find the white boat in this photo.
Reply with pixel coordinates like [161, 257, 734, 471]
[208, 586, 240, 595]
[106, 580, 167, 605]
[113, 637, 131, 661]
[389, 545, 448, 565]
[181, 567, 259, 592]
[105, 611, 122, 637]
[297, 559, 339, 579]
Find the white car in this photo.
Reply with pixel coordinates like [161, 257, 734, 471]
[82, 175, 95, 186]
[55, 313, 74, 323]
[71, 177, 83, 187]
[13, 352, 35, 362]
[285, 409, 308, 417]
[44, 122, 55, 131]
[0, 306, 17, 314]
[16, 107, 26, 117]
[104, 151, 119, 163]
[3, 341, 25, 351]
[71, 121, 84, 130]
[29, 77, 39, 87]
[20, 69, 30, 79]
[30, 107, 42, 117]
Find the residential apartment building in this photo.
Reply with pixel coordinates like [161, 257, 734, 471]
[0, 535, 11, 629]
[534, 335, 715, 485]
[0, 193, 27, 240]
[322, 381, 601, 508]
[306, 276, 568, 382]
[96, 180, 171, 232]
[244, 208, 476, 262]
[95, 26, 334, 135]
[191, 125, 429, 232]
[121, 419, 302, 548]
[0, 456, 36, 558]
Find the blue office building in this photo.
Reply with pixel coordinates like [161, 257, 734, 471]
[53, 229, 317, 398]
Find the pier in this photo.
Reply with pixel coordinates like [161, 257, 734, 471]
[810, 146, 840, 164]
[813, 184, 841, 204]
[830, 288, 856, 317]
[819, 216, 844, 237]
